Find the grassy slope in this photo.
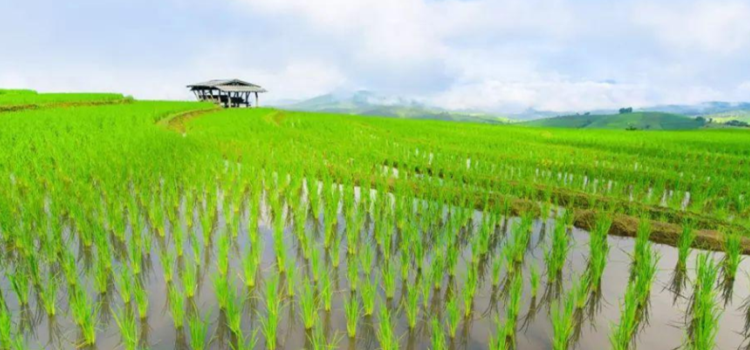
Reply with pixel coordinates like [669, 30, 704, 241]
[0, 88, 125, 107]
[523, 112, 704, 130]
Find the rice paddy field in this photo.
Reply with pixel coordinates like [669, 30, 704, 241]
[1, 92, 750, 350]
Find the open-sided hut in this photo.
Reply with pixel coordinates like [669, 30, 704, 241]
[187, 79, 267, 108]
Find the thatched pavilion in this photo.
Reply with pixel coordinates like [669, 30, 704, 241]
[187, 79, 267, 108]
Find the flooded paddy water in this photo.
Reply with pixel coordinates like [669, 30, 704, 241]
[3, 186, 749, 350]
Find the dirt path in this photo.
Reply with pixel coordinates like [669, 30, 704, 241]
[158, 107, 221, 133]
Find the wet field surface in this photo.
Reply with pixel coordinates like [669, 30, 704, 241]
[4, 195, 749, 350]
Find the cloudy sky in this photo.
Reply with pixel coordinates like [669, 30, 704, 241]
[1, 0, 749, 113]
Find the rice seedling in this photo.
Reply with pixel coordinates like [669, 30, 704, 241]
[419, 272, 431, 309]
[446, 292, 461, 338]
[492, 256, 503, 287]
[299, 276, 319, 330]
[344, 293, 361, 338]
[70, 290, 99, 346]
[113, 307, 139, 350]
[722, 230, 742, 281]
[609, 282, 640, 350]
[225, 290, 244, 336]
[676, 221, 695, 272]
[464, 267, 478, 317]
[188, 312, 210, 350]
[320, 271, 334, 311]
[431, 316, 447, 350]
[489, 317, 510, 350]
[232, 330, 259, 350]
[115, 267, 135, 304]
[545, 217, 570, 282]
[309, 323, 343, 350]
[362, 277, 377, 316]
[360, 244, 374, 277]
[242, 243, 261, 289]
[404, 284, 420, 329]
[7, 272, 29, 306]
[0, 307, 11, 348]
[382, 262, 397, 299]
[551, 290, 576, 350]
[39, 274, 60, 316]
[261, 273, 282, 350]
[168, 285, 186, 329]
[182, 259, 199, 298]
[376, 303, 398, 350]
[285, 258, 296, 297]
[213, 274, 231, 310]
[134, 282, 149, 320]
[530, 264, 540, 298]
[160, 249, 175, 284]
[687, 253, 721, 350]
[505, 274, 523, 336]
[587, 214, 611, 291]
[348, 259, 359, 291]
[217, 230, 231, 277]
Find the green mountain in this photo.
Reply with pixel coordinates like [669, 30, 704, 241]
[522, 111, 705, 130]
[280, 91, 509, 124]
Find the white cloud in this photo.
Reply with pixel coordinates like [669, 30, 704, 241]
[431, 79, 653, 113]
[2, 0, 750, 112]
[634, 1, 750, 55]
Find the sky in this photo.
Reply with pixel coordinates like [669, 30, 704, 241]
[1, 0, 749, 113]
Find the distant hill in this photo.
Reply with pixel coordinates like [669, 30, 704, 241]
[522, 111, 705, 130]
[279, 91, 510, 124]
[643, 101, 750, 116]
[705, 110, 750, 124]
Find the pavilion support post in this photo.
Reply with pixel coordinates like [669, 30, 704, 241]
[255, 92, 259, 108]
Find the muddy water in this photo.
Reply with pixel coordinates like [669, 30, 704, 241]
[4, 201, 750, 350]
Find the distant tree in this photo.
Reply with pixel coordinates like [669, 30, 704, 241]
[619, 107, 633, 114]
[625, 125, 638, 131]
[584, 112, 590, 116]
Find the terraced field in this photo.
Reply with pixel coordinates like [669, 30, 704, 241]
[1, 93, 749, 349]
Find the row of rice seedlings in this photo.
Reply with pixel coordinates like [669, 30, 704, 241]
[686, 253, 721, 350]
